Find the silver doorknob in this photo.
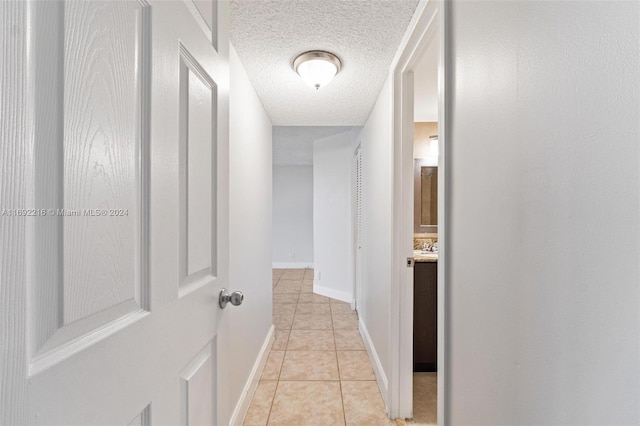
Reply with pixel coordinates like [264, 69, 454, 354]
[219, 289, 244, 309]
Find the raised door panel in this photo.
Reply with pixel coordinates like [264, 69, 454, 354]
[29, 0, 151, 375]
[185, 0, 219, 50]
[179, 46, 217, 296]
[62, 0, 142, 324]
[180, 341, 217, 426]
[187, 67, 213, 275]
[128, 405, 152, 426]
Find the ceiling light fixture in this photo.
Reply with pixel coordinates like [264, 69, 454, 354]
[293, 51, 342, 90]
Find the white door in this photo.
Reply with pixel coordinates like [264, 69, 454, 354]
[0, 1, 234, 424]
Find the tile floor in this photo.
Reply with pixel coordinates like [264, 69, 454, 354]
[410, 373, 437, 425]
[243, 268, 393, 426]
[244, 268, 438, 425]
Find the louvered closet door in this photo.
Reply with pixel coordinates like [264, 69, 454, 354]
[353, 146, 363, 310]
[1, 1, 231, 424]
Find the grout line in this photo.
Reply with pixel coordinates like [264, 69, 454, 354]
[265, 270, 299, 426]
[334, 310, 348, 425]
[266, 268, 357, 425]
[264, 379, 278, 425]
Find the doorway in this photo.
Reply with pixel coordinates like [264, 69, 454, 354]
[389, 0, 448, 423]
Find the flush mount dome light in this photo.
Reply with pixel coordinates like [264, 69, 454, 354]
[293, 51, 342, 90]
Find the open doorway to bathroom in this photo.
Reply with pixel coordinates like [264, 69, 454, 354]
[389, 0, 446, 423]
[410, 25, 440, 425]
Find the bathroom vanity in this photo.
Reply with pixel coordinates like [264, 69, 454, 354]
[413, 255, 437, 372]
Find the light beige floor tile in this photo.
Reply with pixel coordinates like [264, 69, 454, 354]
[298, 293, 330, 304]
[272, 330, 290, 351]
[273, 303, 296, 316]
[274, 293, 299, 304]
[279, 351, 339, 381]
[341, 381, 392, 426]
[334, 329, 365, 350]
[331, 303, 356, 316]
[268, 381, 345, 425]
[281, 269, 305, 280]
[292, 314, 333, 330]
[412, 373, 437, 425]
[251, 268, 392, 426]
[261, 351, 285, 380]
[243, 381, 277, 426]
[273, 280, 302, 294]
[296, 303, 331, 315]
[273, 314, 294, 330]
[333, 314, 359, 330]
[337, 351, 375, 380]
[287, 329, 335, 351]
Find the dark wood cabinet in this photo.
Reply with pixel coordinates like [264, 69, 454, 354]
[414, 261, 437, 372]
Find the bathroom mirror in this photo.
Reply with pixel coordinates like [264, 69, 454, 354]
[414, 160, 437, 233]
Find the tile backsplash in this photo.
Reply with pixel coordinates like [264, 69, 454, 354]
[413, 235, 438, 250]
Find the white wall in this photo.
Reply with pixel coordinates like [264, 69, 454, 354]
[312, 130, 358, 302]
[445, 2, 640, 424]
[358, 76, 394, 396]
[228, 46, 273, 420]
[272, 166, 314, 268]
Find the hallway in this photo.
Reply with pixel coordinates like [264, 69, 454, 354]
[243, 268, 392, 425]
[243, 269, 438, 425]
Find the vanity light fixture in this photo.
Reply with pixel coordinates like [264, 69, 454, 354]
[293, 50, 342, 90]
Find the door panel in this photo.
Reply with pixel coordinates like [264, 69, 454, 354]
[186, 67, 214, 275]
[29, 0, 151, 378]
[0, 0, 230, 424]
[179, 46, 218, 293]
[128, 405, 151, 426]
[179, 340, 217, 426]
[61, 0, 144, 324]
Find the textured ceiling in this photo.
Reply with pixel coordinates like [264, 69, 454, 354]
[230, 0, 420, 126]
[273, 126, 358, 165]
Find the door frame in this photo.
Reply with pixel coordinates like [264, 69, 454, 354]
[388, 0, 449, 422]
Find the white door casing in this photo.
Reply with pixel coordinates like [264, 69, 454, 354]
[388, 0, 446, 422]
[0, 0, 232, 424]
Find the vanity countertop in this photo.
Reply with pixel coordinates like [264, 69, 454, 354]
[413, 250, 438, 263]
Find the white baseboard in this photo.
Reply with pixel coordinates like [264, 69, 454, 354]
[229, 325, 275, 426]
[359, 317, 389, 411]
[313, 283, 353, 304]
[272, 262, 313, 269]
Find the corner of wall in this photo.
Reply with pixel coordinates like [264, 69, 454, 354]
[313, 282, 352, 304]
